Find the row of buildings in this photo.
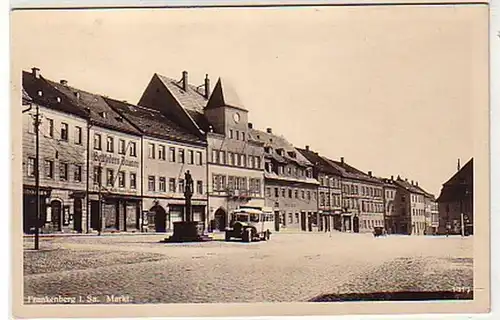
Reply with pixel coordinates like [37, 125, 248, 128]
[21, 67, 473, 236]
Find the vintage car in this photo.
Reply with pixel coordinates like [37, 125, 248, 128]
[225, 208, 273, 242]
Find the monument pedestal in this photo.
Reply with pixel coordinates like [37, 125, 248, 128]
[161, 221, 212, 243]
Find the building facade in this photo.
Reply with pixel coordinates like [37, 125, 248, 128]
[22, 68, 90, 234]
[297, 146, 342, 232]
[103, 98, 208, 233]
[251, 130, 319, 232]
[381, 177, 398, 234]
[437, 158, 473, 235]
[138, 71, 265, 232]
[391, 177, 427, 235]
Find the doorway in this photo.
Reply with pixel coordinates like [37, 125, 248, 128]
[151, 205, 167, 232]
[73, 198, 83, 233]
[214, 208, 227, 231]
[353, 216, 360, 233]
[51, 200, 62, 231]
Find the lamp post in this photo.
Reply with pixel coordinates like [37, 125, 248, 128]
[33, 103, 41, 250]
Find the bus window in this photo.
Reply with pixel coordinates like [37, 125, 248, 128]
[235, 214, 249, 222]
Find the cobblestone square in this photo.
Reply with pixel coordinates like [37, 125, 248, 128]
[23, 232, 473, 304]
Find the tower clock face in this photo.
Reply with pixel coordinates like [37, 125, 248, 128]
[233, 113, 240, 123]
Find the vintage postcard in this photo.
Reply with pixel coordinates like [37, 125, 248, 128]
[10, 1, 490, 318]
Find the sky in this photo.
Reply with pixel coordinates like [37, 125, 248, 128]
[11, 5, 488, 196]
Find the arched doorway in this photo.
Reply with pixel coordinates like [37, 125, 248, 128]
[151, 205, 167, 233]
[51, 200, 62, 231]
[214, 208, 227, 231]
[352, 216, 360, 233]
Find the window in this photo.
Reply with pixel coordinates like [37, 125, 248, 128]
[148, 143, 155, 159]
[212, 150, 219, 163]
[94, 133, 102, 150]
[27, 157, 35, 177]
[249, 156, 255, 168]
[59, 162, 68, 181]
[236, 131, 240, 140]
[307, 191, 311, 200]
[169, 178, 176, 192]
[74, 165, 82, 182]
[295, 213, 299, 224]
[241, 155, 246, 167]
[274, 187, 279, 198]
[159, 177, 166, 192]
[106, 136, 114, 152]
[60, 123, 68, 141]
[75, 126, 82, 144]
[169, 147, 176, 162]
[178, 149, 185, 163]
[129, 142, 137, 157]
[188, 150, 194, 164]
[148, 176, 155, 191]
[288, 189, 292, 198]
[242, 132, 245, 141]
[229, 129, 234, 139]
[118, 139, 126, 154]
[288, 213, 293, 224]
[219, 151, 226, 165]
[295, 189, 298, 198]
[28, 117, 36, 134]
[301, 190, 305, 199]
[282, 188, 286, 197]
[196, 151, 203, 165]
[197, 181, 203, 194]
[178, 179, 185, 193]
[118, 171, 125, 188]
[159, 145, 166, 160]
[236, 154, 241, 166]
[228, 152, 234, 165]
[106, 169, 114, 187]
[46, 118, 54, 138]
[93, 166, 101, 185]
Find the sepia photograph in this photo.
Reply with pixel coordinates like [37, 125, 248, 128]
[10, 2, 490, 318]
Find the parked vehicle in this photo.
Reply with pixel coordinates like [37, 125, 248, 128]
[225, 208, 273, 242]
[373, 227, 386, 237]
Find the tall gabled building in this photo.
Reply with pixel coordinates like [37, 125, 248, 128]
[138, 71, 265, 231]
[437, 158, 473, 235]
[250, 129, 319, 232]
[391, 177, 427, 235]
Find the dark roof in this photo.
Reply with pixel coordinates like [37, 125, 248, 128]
[206, 78, 247, 111]
[321, 156, 382, 184]
[297, 148, 344, 176]
[103, 97, 205, 146]
[393, 178, 425, 194]
[250, 128, 311, 167]
[437, 158, 473, 202]
[412, 184, 435, 198]
[22, 71, 89, 118]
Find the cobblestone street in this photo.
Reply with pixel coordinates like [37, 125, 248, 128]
[23, 232, 473, 304]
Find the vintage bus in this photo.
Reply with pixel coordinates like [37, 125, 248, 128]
[225, 207, 274, 242]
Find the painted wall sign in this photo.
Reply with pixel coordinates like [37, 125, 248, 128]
[93, 151, 139, 168]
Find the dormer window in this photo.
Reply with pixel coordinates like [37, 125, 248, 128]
[115, 116, 123, 122]
[264, 147, 271, 154]
[276, 148, 284, 156]
[288, 151, 296, 158]
[99, 111, 107, 118]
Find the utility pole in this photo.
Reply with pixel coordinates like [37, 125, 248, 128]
[34, 103, 41, 250]
[98, 164, 103, 236]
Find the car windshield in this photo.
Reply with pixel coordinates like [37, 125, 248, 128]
[234, 214, 249, 222]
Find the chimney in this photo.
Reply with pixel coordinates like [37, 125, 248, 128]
[340, 157, 344, 164]
[416, 181, 419, 186]
[248, 123, 253, 129]
[60, 80, 68, 86]
[368, 171, 372, 177]
[411, 180, 414, 185]
[31, 67, 40, 79]
[204, 74, 210, 98]
[457, 158, 461, 171]
[305, 145, 310, 151]
[391, 175, 394, 181]
[266, 128, 272, 134]
[182, 71, 188, 91]
[405, 178, 408, 182]
[74, 92, 80, 100]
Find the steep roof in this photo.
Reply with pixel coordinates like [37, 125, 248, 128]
[250, 128, 311, 167]
[443, 158, 474, 187]
[206, 78, 247, 111]
[103, 97, 206, 146]
[22, 71, 89, 118]
[437, 158, 473, 203]
[297, 147, 344, 176]
[393, 178, 425, 194]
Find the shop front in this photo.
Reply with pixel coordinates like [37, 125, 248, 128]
[23, 185, 51, 234]
[89, 193, 141, 233]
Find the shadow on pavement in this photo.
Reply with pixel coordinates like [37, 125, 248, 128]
[309, 291, 473, 302]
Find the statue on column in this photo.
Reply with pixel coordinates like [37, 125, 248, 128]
[184, 170, 193, 222]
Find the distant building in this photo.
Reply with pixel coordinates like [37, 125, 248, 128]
[138, 71, 265, 232]
[250, 131, 319, 232]
[298, 146, 343, 232]
[381, 177, 398, 234]
[437, 158, 473, 235]
[392, 177, 427, 235]
[322, 157, 385, 233]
